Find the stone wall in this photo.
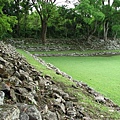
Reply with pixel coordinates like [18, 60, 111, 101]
[34, 51, 120, 57]
[0, 41, 89, 120]
[4, 38, 120, 51]
[0, 41, 120, 120]
[29, 52, 120, 111]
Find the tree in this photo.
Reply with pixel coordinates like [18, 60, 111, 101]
[51, 6, 79, 38]
[111, 0, 120, 40]
[14, 0, 21, 37]
[75, 0, 105, 41]
[101, 0, 120, 41]
[20, 0, 31, 37]
[101, 1, 111, 41]
[0, 0, 17, 39]
[47, 6, 82, 39]
[22, 12, 41, 38]
[112, 25, 120, 40]
[3, 0, 22, 37]
[32, 0, 57, 44]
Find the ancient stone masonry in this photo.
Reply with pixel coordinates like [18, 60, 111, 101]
[0, 41, 120, 120]
[33, 51, 120, 57]
[0, 41, 90, 120]
[24, 39, 120, 53]
[27, 50, 120, 112]
[5, 38, 120, 51]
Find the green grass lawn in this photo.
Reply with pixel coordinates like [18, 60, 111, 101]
[41, 55, 120, 106]
[17, 49, 120, 118]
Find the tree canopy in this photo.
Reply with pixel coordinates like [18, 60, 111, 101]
[0, 0, 17, 38]
[0, 0, 120, 42]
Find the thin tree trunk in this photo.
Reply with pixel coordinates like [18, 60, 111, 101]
[113, 31, 117, 40]
[108, 0, 110, 5]
[103, 21, 109, 41]
[41, 20, 47, 44]
[17, 19, 20, 37]
[87, 21, 97, 42]
[102, 0, 104, 5]
[24, 14, 27, 38]
[16, 0, 20, 37]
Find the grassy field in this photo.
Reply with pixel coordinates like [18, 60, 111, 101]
[17, 49, 120, 118]
[41, 55, 120, 106]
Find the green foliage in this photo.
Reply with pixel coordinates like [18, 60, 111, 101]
[42, 1, 57, 20]
[75, 0, 105, 39]
[47, 6, 80, 38]
[113, 0, 120, 7]
[112, 25, 120, 32]
[20, 12, 41, 38]
[0, 0, 17, 38]
[27, 13, 41, 30]
[31, 0, 59, 43]
[75, 0, 105, 24]
[112, 25, 120, 38]
[0, 0, 120, 40]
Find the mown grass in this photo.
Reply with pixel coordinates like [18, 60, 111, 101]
[41, 56, 120, 106]
[17, 49, 74, 86]
[17, 49, 120, 119]
[28, 47, 120, 105]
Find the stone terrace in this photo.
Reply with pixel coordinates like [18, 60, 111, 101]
[0, 41, 120, 120]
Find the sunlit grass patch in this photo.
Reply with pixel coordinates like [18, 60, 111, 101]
[41, 55, 120, 106]
[17, 49, 120, 118]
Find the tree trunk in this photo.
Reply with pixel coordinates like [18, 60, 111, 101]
[17, 19, 20, 37]
[113, 31, 117, 40]
[103, 21, 109, 41]
[102, 0, 104, 5]
[16, 0, 20, 37]
[108, 0, 110, 5]
[24, 14, 27, 38]
[87, 21, 97, 43]
[41, 20, 47, 44]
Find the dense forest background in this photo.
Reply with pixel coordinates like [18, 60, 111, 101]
[0, 0, 120, 44]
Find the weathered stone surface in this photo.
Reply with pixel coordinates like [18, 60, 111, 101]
[0, 105, 20, 120]
[8, 38, 120, 51]
[0, 56, 6, 65]
[0, 41, 120, 120]
[20, 112, 29, 120]
[66, 107, 76, 118]
[17, 103, 42, 120]
[54, 102, 66, 114]
[95, 95, 106, 103]
[0, 91, 5, 105]
[24, 105, 42, 120]
[33, 51, 120, 57]
[10, 89, 17, 102]
[42, 110, 58, 120]
[1, 82, 10, 91]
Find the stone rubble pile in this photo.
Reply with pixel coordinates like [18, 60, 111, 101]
[26, 52, 73, 81]
[30, 53, 120, 112]
[1, 41, 120, 120]
[28, 51, 120, 113]
[26, 45, 79, 52]
[34, 51, 120, 57]
[5, 38, 120, 51]
[0, 41, 90, 120]
[25, 39, 120, 53]
[5, 38, 81, 50]
[88, 39, 120, 50]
